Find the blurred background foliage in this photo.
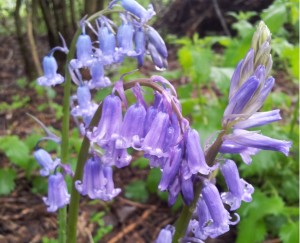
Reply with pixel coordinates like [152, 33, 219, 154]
[0, 0, 298, 242]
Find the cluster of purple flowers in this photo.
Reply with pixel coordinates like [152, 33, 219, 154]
[33, 0, 292, 241]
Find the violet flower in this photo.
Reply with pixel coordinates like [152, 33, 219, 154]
[201, 180, 239, 238]
[37, 55, 64, 86]
[233, 109, 281, 129]
[142, 111, 170, 158]
[34, 148, 60, 177]
[95, 165, 121, 201]
[185, 128, 217, 175]
[109, 0, 155, 23]
[155, 225, 175, 243]
[87, 94, 122, 146]
[224, 129, 292, 156]
[158, 147, 182, 191]
[220, 160, 254, 210]
[97, 17, 117, 65]
[134, 26, 146, 67]
[220, 140, 260, 165]
[71, 84, 98, 126]
[102, 140, 132, 168]
[75, 156, 106, 199]
[43, 172, 70, 212]
[115, 102, 146, 150]
[89, 60, 111, 89]
[70, 33, 94, 69]
[117, 14, 136, 57]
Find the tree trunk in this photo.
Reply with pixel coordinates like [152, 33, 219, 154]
[14, 0, 36, 80]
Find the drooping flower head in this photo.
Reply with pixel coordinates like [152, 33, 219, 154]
[43, 172, 70, 212]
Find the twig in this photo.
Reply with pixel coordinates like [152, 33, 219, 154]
[118, 197, 153, 209]
[107, 207, 156, 243]
[212, 0, 231, 37]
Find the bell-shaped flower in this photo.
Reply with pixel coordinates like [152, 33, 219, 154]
[185, 128, 217, 175]
[75, 156, 106, 199]
[117, 14, 136, 57]
[134, 26, 146, 67]
[143, 92, 162, 135]
[144, 154, 166, 168]
[115, 102, 146, 149]
[109, 0, 155, 23]
[224, 129, 292, 156]
[147, 42, 168, 70]
[95, 165, 121, 201]
[158, 147, 182, 191]
[168, 176, 180, 206]
[88, 60, 111, 89]
[142, 111, 170, 157]
[70, 34, 94, 69]
[102, 140, 132, 168]
[155, 225, 175, 243]
[97, 18, 117, 65]
[195, 198, 211, 240]
[43, 172, 70, 212]
[220, 140, 260, 165]
[181, 175, 194, 205]
[34, 148, 60, 177]
[87, 94, 122, 146]
[220, 160, 254, 210]
[201, 180, 239, 238]
[71, 85, 98, 126]
[146, 26, 168, 59]
[185, 219, 206, 243]
[37, 55, 64, 86]
[233, 109, 281, 129]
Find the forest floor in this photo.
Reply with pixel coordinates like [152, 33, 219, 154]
[0, 33, 297, 243]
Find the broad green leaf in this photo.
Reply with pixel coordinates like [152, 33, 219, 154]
[261, 0, 287, 33]
[279, 221, 299, 243]
[124, 180, 149, 203]
[237, 190, 285, 243]
[0, 168, 16, 195]
[0, 136, 30, 169]
[237, 218, 266, 243]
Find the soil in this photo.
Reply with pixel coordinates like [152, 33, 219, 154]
[0, 31, 297, 243]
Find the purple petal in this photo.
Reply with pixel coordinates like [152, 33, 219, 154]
[225, 129, 292, 156]
[220, 160, 254, 210]
[186, 129, 215, 175]
[158, 148, 182, 191]
[233, 109, 281, 129]
[43, 172, 70, 212]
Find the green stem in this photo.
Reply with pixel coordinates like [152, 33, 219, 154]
[172, 130, 226, 243]
[58, 19, 78, 243]
[60, 8, 125, 243]
[66, 104, 103, 243]
[289, 96, 299, 137]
